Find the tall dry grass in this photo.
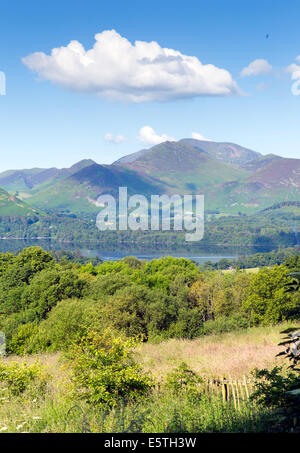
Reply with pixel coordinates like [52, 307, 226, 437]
[3, 322, 290, 381]
[137, 323, 291, 379]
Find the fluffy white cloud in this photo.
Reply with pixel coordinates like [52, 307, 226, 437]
[138, 126, 175, 146]
[191, 132, 211, 141]
[286, 56, 300, 95]
[22, 29, 240, 103]
[240, 59, 272, 77]
[286, 57, 300, 79]
[104, 133, 127, 144]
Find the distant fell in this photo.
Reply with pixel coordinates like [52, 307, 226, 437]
[115, 138, 261, 167]
[0, 187, 42, 216]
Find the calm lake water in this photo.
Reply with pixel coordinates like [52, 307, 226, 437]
[0, 238, 268, 263]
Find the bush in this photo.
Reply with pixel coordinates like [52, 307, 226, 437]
[200, 313, 250, 336]
[251, 366, 300, 409]
[67, 331, 154, 408]
[0, 359, 49, 397]
[9, 322, 38, 355]
[165, 362, 203, 396]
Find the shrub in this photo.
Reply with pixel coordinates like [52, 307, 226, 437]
[251, 366, 300, 409]
[68, 330, 154, 408]
[200, 313, 250, 336]
[9, 322, 38, 355]
[0, 360, 49, 397]
[165, 362, 203, 395]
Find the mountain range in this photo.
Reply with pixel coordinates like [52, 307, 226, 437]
[0, 139, 299, 217]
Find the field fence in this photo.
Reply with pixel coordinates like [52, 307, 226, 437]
[156, 375, 254, 410]
[201, 376, 254, 410]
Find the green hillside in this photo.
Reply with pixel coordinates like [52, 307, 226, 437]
[115, 141, 249, 194]
[0, 159, 95, 194]
[0, 187, 42, 216]
[1, 139, 299, 217]
[26, 163, 164, 213]
[116, 141, 300, 215]
[116, 138, 261, 166]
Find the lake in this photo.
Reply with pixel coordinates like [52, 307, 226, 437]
[0, 238, 268, 263]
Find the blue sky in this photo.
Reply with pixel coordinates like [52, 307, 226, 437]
[0, 0, 300, 171]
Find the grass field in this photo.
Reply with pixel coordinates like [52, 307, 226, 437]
[137, 324, 284, 380]
[0, 322, 295, 433]
[3, 323, 287, 380]
[221, 267, 261, 274]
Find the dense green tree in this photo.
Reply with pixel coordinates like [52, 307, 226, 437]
[20, 268, 86, 319]
[243, 265, 300, 325]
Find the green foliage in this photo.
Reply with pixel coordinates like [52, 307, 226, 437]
[20, 268, 86, 319]
[243, 265, 300, 325]
[165, 362, 203, 395]
[68, 331, 154, 408]
[200, 313, 250, 335]
[0, 359, 49, 397]
[0, 247, 299, 356]
[86, 273, 132, 299]
[251, 366, 300, 410]
[9, 322, 38, 355]
[22, 298, 102, 353]
[0, 247, 55, 315]
[188, 271, 251, 322]
[204, 247, 300, 271]
[284, 254, 300, 272]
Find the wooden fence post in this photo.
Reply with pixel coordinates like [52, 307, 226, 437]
[243, 375, 249, 400]
[222, 377, 228, 402]
[229, 376, 237, 410]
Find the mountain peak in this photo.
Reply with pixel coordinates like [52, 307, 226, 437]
[68, 159, 96, 173]
[179, 139, 261, 165]
[114, 138, 261, 167]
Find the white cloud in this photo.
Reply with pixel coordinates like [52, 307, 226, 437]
[240, 59, 272, 77]
[22, 29, 241, 103]
[286, 56, 300, 95]
[138, 126, 175, 146]
[191, 132, 211, 141]
[104, 133, 127, 144]
[286, 57, 300, 80]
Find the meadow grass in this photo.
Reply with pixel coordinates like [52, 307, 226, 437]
[137, 322, 290, 380]
[0, 386, 273, 433]
[0, 322, 292, 433]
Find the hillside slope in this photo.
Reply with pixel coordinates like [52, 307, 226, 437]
[0, 159, 95, 194]
[116, 138, 261, 166]
[26, 162, 164, 213]
[1, 139, 299, 216]
[115, 141, 249, 194]
[0, 187, 42, 216]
